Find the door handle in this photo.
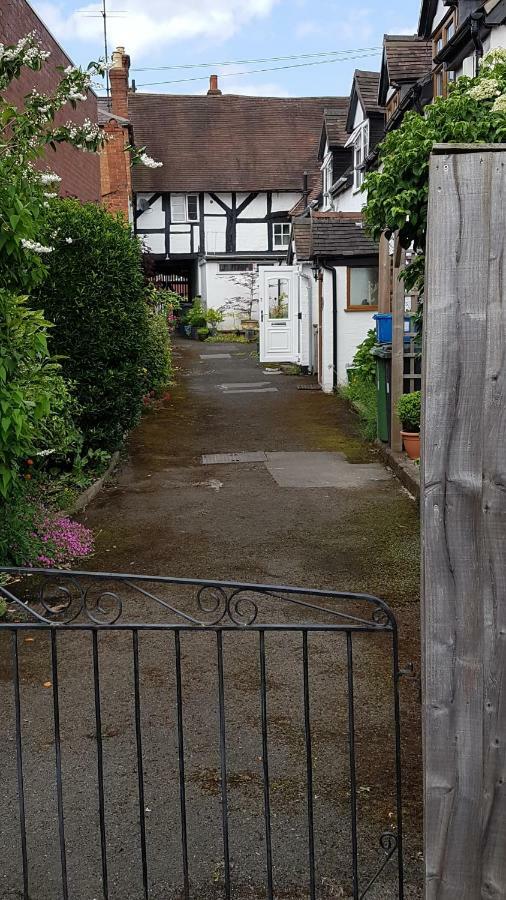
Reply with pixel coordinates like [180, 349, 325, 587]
[261, 311, 264, 322]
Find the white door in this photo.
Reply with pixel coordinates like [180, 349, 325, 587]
[259, 267, 299, 364]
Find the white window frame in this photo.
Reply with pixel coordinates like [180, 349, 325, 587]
[321, 152, 333, 209]
[272, 222, 291, 249]
[170, 193, 199, 223]
[346, 121, 369, 193]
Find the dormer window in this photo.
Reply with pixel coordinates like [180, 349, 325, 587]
[321, 153, 333, 209]
[349, 121, 369, 192]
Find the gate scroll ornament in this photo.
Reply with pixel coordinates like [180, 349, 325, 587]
[0, 567, 405, 900]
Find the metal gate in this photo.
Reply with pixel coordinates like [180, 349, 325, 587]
[0, 568, 404, 900]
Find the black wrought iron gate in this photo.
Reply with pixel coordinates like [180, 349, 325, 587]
[0, 569, 404, 900]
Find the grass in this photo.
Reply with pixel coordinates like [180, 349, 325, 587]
[205, 333, 249, 344]
[340, 378, 377, 441]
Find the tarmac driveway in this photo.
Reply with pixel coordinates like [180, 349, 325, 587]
[0, 340, 422, 899]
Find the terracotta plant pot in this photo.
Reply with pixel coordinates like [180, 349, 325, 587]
[401, 431, 420, 460]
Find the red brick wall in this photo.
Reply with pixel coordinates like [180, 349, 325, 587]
[0, 0, 100, 202]
[100, 119, 132, 219]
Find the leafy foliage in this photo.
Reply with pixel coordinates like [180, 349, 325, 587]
[34, 199, 151, 449]
[341, 330, 378, 440]
[141, 310, 173, 395]
[363, 50, 506, 293]
[397, 390, 421, 433]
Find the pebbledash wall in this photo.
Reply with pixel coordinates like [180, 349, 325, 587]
[0, 0, 100, 201]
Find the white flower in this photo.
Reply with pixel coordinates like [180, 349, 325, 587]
[493, 93, 506, 113]
[468, 78, 502, 100]
[39, 172, 61, 185]
[21, 239, 54, 254]
[481, 48, 506, 70]
[67, 91, 87, 102]
[139, 152, 163, 168]
[65, 237, 73, 244]
[43, 192, 58, 199]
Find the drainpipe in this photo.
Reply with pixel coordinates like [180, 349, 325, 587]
[299, 267, 313, 373]
[302, 171, 309, 211]
[321, 262, 338, 391]
[470, 9, 486, 73]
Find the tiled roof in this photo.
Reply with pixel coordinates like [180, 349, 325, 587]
[97, 102, 129, 126]
[128, 93, 341, 192]
[292, 220, 312, 260]
[321, 103, 349, 148]
[383, 35, 433, 86]
[311, 212, 378, 258]
[288, 176, 322, 216]
[354, 70, 383, 116]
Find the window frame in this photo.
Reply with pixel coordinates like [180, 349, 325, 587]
[432, 10, 458, 99]
[347, 120, 369, 193]
[218, 263, 255, 273]
[272, 222, 291, 249]
[321, 152, 333, 208]
[170, 193, 199, 223]
[346, 265, 379, 312]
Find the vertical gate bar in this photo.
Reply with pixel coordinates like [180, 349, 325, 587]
[132, 629, 149, 900]
[216, 631, 231, 899]
[258, 630, 273, 899]
[391, 628, 404, 899]
[302, 631, 316, 900]
[11, 631, 29, 899]
[50, 629, 69, 900]
[346, 632, 359, 900]
[174, 632, 190, 900]
[92, 630, 109, 899]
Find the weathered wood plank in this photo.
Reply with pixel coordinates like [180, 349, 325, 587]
[422, 150, 506, 898]
[390, 237, 405, 453]
[378, 232, 391, 314]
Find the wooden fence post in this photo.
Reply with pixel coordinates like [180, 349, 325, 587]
[422, 146, 506, 897]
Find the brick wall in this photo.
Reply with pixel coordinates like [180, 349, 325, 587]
[0, 0, 100, 202]
[100, 118, 132, 219]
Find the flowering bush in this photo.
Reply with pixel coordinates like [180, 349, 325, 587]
[36, 515, 94, 568]
[364, 49, 506, 294]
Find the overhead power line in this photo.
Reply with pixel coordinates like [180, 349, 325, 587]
[131, 47, 382, 72]
[135, 50, 382, 88]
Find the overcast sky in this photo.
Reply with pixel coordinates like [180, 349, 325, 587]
[31, 0, 421, 97]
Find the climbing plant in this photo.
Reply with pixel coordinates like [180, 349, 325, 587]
[363, 49, 506, 294]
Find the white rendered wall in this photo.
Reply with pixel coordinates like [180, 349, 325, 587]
[141, 232, 165, 254]
[334, 267, 376, 384]
[203, 261, 260, 330]
[236, 222, 268, 252]
[236, 194, 267, 217]
[271, 191, 300, 212]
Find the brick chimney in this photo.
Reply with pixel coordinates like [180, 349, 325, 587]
[207, 74, 222, 95]
[109, 45, 130, 118]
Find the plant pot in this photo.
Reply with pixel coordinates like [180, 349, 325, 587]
[401, 431, 420, 460]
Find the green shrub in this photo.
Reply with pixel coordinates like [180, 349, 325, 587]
[34, 375, 83, 466]
[340, 329, 378, 441]
[197, 326, 209, 340]
[0, 290, 61, 498]
[142, 311, 172, 394]
[35, 200, 149, 450]
[397, 390, 421, 433]
[185, 298, 207, 328]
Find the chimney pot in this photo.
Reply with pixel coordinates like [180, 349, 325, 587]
[208, 74, 222, 95]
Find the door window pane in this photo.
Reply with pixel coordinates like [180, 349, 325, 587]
[349, 267, 378, 308]
[268, 278, 289, 318]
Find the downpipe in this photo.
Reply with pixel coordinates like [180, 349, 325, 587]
[321, 262, 338, 391]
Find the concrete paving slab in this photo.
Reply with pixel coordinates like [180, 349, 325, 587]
[224, 387, 279, 394]
[219, 381, 272, 389]
[200, 353, 232, 359]
[265, 451, 392, 488]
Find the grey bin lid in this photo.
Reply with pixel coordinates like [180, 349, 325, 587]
[371, 345, 392, 359]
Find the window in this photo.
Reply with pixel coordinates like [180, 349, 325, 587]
[170, 193, 199, 223]
[268, 278, 289, 319]
[347, 267, 378, 310]
[273, 223, 291, 248]
[219, 263, 254, 272]
[322, 155, 333, 208]
[349, 121, 369, 191]
[432, 11, 458, 99]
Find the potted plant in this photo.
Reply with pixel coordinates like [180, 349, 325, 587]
[396, 390, 421, 460]
[206, 308, 224, 336]
[184, 297, 207, 339]
[197, 326, 209, 341]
